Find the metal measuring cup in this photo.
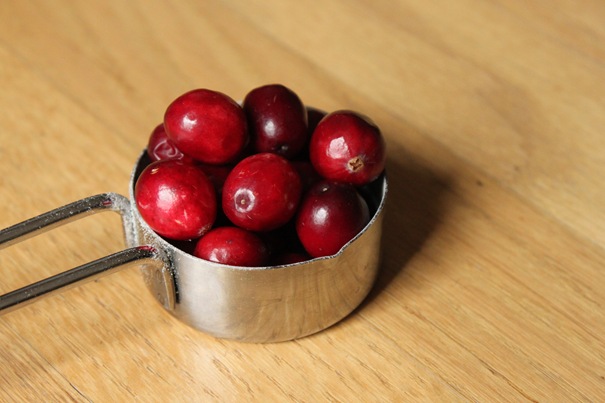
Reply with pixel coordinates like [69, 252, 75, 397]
[0, 151, 387, 342]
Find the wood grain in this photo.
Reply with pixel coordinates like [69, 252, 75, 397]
[0, 1, 604, 401]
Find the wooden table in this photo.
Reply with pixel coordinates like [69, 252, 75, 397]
[1, 1, 604, 401]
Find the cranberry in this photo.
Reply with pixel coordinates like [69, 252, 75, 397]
[243, 84, 308, 159]
[222, 153, 302, 232]
[146, 123, 193, 163]
[309, 110, 386, 186]
[296, 180, 370, 258]
[194, 226, 269, 267]
[164, 89, 248, 164]
[135, 159, 217, 240]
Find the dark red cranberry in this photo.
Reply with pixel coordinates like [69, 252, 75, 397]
[194, 226, 269, 267]
[309, 110, 386, 186]
[135, 159, 217, 240]
[222, 153, 302, 232]
[146, 123, 193, 162]
[296, 180, 370, 258]
[243, 84, 308, 159]
[164, 89, 248, 164]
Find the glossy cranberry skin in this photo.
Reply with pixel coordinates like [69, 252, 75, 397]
[135, 160, 217, 240]
[310, 110, 386, 186]
[296, 180, 370, 258]
[146, 123, 193, 163]
[243, 84, 308, 159]
[194, 226, 269, 267]
[164, 89, 248, 164]
[222, 153, 302, 232]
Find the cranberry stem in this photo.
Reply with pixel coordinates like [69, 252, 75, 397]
[347, 156, 365, 173]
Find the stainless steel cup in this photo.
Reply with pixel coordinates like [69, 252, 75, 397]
[0, 151, 387, 342]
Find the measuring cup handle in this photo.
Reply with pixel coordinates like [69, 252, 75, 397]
[0, 193, 174, 315]
[0, 193, 137, 249]
[0, 246, 163, 314]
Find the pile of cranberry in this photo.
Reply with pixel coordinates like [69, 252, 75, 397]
[135, 84, 386, 267]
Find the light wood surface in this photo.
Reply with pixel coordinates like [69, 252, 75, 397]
[1, 1, 604, 401]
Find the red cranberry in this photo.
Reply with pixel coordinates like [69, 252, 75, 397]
[146, 123, 193, 163]
[243, 84, 308, 159]
[164, 89, 248, 164]
[222, 153, 302, 232]
[309, 110, 386, 186]
[296, 180, 370, 258]
[194, 226, 269, 267]
[135, 159, 217, 240]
